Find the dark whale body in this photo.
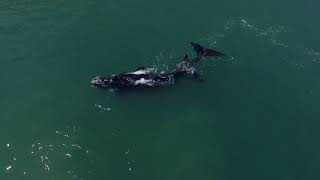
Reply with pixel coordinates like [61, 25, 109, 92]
[91, 43, 224, 90]
[91, 67, 175, 89]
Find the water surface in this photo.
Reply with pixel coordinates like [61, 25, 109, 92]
[1, 0, 320, 179]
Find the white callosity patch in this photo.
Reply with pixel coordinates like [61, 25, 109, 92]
[127, 68, 155, 75]
[129, 70, 148, 75]
[134, 78, 153, 86]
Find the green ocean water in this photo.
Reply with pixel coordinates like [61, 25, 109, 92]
[1, 0, 320, 179]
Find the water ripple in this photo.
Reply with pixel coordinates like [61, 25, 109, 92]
[2, 127, 93, 179]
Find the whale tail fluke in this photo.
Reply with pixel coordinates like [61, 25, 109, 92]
[190, 42, 225, 57]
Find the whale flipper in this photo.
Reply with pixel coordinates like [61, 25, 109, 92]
[190, 42, 225, 57]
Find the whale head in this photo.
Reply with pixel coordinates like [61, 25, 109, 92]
[91, 76, 112, 88]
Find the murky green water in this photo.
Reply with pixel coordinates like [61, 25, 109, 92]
[1, 0, 320, 179]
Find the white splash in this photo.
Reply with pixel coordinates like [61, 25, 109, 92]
[94, 104, 111, 112]
[44, 164, 50, 171]
[6, 165, 12, 171]
[65, 154, 72, 158]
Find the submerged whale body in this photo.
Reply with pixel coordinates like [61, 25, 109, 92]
[91, 43, 225, 90]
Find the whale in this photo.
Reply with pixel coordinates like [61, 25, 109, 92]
[90, 56, 197, 90]
[91, 43, 224, 90]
